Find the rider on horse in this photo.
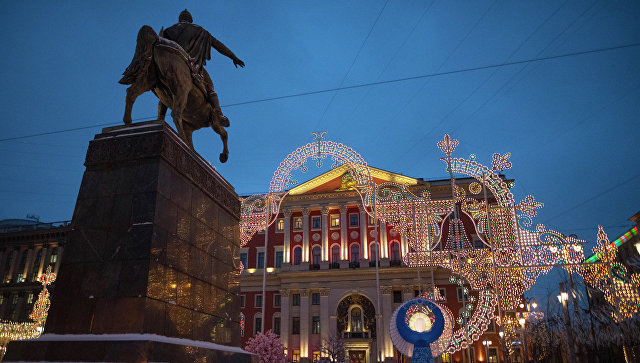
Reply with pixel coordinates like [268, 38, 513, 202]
[162, 9, 245, 127]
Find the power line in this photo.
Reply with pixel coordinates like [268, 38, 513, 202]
[316, 0, 390, 128]
[1, 42, 639, 143]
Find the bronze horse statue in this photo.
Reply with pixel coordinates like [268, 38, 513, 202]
[119, 25, 229, 163]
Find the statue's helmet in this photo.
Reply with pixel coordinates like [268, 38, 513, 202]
[179, 9, 193, 23]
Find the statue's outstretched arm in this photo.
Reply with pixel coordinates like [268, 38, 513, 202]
[210, 35, 245, 68]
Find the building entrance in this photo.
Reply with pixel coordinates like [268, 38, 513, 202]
[349, 350, 367, 363]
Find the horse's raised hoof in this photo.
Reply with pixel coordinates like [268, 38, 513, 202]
[219, 153, 228, 163]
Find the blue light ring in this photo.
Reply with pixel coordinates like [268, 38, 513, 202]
[395, 298, 445, 345]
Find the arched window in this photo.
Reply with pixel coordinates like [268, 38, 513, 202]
[350, 244, 360, 263]
[331, 245, 340, 262]
[390, 242, 400, 261]
[350, 307, 363, 332]
[312, 246, 321, 265]
[370, 243, 378, 261]
[293, 247, 302, 265]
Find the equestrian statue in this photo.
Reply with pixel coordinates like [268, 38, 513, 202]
[119, 9, 244, 163]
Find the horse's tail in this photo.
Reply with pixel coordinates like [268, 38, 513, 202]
[119, 25, 158, 85]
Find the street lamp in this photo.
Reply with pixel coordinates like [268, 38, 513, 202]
[483, 340, 493, 363]
[518, 318, 529, 363]
[557, 283, 577, 363]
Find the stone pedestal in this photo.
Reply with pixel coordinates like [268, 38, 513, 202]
[6, 121, 254, 362]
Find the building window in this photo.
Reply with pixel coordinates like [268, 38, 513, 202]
[254, 316, 262, 335]
[390, 242, 400, 261]
[294, 217, 303, 230]
[276, 218, 284, 232]
[312, 316, 320, 334]
[312, 216, 321, 229]
[257, 252, 265, 269]
[312, 246, 321, 265]
[442, 353, 452, 363]
[368, 216, 375, 226]
[240, 253, 248, 269]
[0, 295, 4, 305]
[457, 287, 469, 302]
[240, 295, 245, 308]
[350, 307, 363, 332]
[330, 215, 340, 228]
[370, 243, 378, 261]
[487, 319, 495, 332]
[349, 213, 359, 227]
[438, 288, 447, 301]
[274, 294, 281, 307]
[292, 294, 300, 306]
[26, 292, 34, 304]
[313, 351, 321, 362]
[292, 349, 300, 362]
[488, 347, 498, 362]
[275, 251, 283, 268]
[393, 290, 402, 303]
[331, 245, 340, 262]
[31, 249, 43, 282]
[49, 247, 58, 264]
[273, 316, 281, 335]
[350, 244, 360, 262]
[293, 247, 302, 265]
[292, 317, 300, 334]
[255, 294, 262, 308]
[16, 273, 24, 283]
[312, 293, 320, 305]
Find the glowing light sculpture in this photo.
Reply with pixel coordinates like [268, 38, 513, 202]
[0, 266, 56, 360]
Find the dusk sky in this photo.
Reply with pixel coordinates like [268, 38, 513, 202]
[1, 1, 639, 304]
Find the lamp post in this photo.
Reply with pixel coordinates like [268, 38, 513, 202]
[483, 340, 493, 363]
[557, 283, 577, 363]
[518, 318, 530, 363]
[499, 330, 509, 363]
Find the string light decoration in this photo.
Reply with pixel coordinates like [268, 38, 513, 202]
[0, 266, 56, 360]
[581, 226, 640, 322]
[240, 312, 245, 337]
[240, 133, 372, 246]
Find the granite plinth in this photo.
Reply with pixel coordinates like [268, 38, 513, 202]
[5, 334, 255, 362]
[40, 121, 242, 350]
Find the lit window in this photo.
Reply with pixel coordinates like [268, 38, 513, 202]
[312, 216, 321, 229]
[349, 213, 359, 227]
[275, 251, 283, 268]
[49, 248, 58, 264]
[330, 215, 340, 228]
[312, 293, 320, 305]
[276, 218, 284, 232]
[255, 294, 262, 308]
[294, 217, 303, 230]
[274, 294, 281, 307]
[292, 294, 300, 306]
[368, 216, 375, 226]
[257, 252, 264, 269]
[488, 347, 498, 362]
[312, 351, 321, 362]
[312, 316, 320, 334]
[293, 247, 302, 265]
[292, 349, 300, 362]
[27, 292, 34, 304]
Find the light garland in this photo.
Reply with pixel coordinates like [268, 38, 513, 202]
[0, 266, 56, 359]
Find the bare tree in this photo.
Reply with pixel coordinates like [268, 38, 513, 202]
[319, 334, 348, 363]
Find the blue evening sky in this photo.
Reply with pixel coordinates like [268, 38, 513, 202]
[1, 1, 639, 303]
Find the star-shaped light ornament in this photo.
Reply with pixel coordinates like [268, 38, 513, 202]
[438, 134, 459, 157]
[491, 152, 512, 171]
[516, 195, 544, 217]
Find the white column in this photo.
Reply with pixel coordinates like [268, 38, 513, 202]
[280, 289, 290, 349]
[321, 207, 329, 261]
[302, 208, 310, 263]
[37, 246, 48, 277]
[283, 210, 292, 264]
[401, 233, 408, 257]
[300, 289, 310, 359]
[22, 248, 34, 282]
[339, 206, 348, 260]
[380, 222, 388, 259]
[360, 208, 368, 260]
[320, 288, 330, 356]
[381, 286, 393, 359]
